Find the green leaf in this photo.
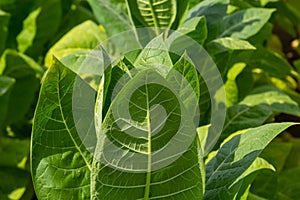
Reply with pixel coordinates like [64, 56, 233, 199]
[0, 167, 30, 200]
[186, 0, 230, 41]
[277, 167, 300, 199]
[0, 137, 30, 169]
[205, 123, 294, 200]
[206, 37, 255, 55]
[167, 52, 200, 99]
[166, 52, 200, 119]
[171, 0, 189, 30]
[16, 0, 62, 59]
[224, 63, 247, 106]
[0, 76, 15, 128]
[219, 104, 272, 145]
[0, 136, 31, 200]
[92, 69, 204, 199]
[127, 0, 177, 35]
[233, 157, 275, 200]
[31, 58, 94, 199]
[134, 34, 173, 76]
[0, 10, 10, 55]
[220, 8, 275, 39]
[88, 0, 132, 36]
[0, 76, 15, 96]
[240, 86, 300, 117]
[249, 48, 293, 79]
[0, 50, 42, 126]
[172, 16, 207, 45]
[45, 20, 107, 67]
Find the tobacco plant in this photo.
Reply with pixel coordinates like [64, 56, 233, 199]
[1, 0, 300, 199]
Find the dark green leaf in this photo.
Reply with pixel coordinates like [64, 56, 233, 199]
[205, 123, 294, 200]
[220, 8, 275, 40]
[186, 0, 230, 41]
[92, 69, 204, 199]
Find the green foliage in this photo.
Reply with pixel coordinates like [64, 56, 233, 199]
[1, 0, 300, 199]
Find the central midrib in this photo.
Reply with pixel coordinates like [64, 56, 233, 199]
[144, 83, 152, 200]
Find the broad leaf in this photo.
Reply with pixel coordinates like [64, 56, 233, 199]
[45, 20, 107, 67]
[92, 69, 204, 199]
[220, 8, 275, 39]
[31, 58, 94, 199]
[240, 86, 300, 117]
[206, 38, 255, 55]
[205, 123, 295, 200]
[186, 0, 230, 41]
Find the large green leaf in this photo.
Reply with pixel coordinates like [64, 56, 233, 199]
[127, 0, 177, 35]
[240, 86, 300, 117]
[45, 20, 107, 67]
[92, 69, 204, 199]
[31, 58, 95, 199]
[0, 10, 10, 55]
[220, 8, 275, 39]
[205, 123, 294, 200]
[186, 0, 230, 41]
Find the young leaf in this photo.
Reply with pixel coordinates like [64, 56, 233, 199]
[220, 8, 275, 40]
[92, 69, 204, 199]
[205, 123, 295, 200]
[186, 0, 230, 41]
